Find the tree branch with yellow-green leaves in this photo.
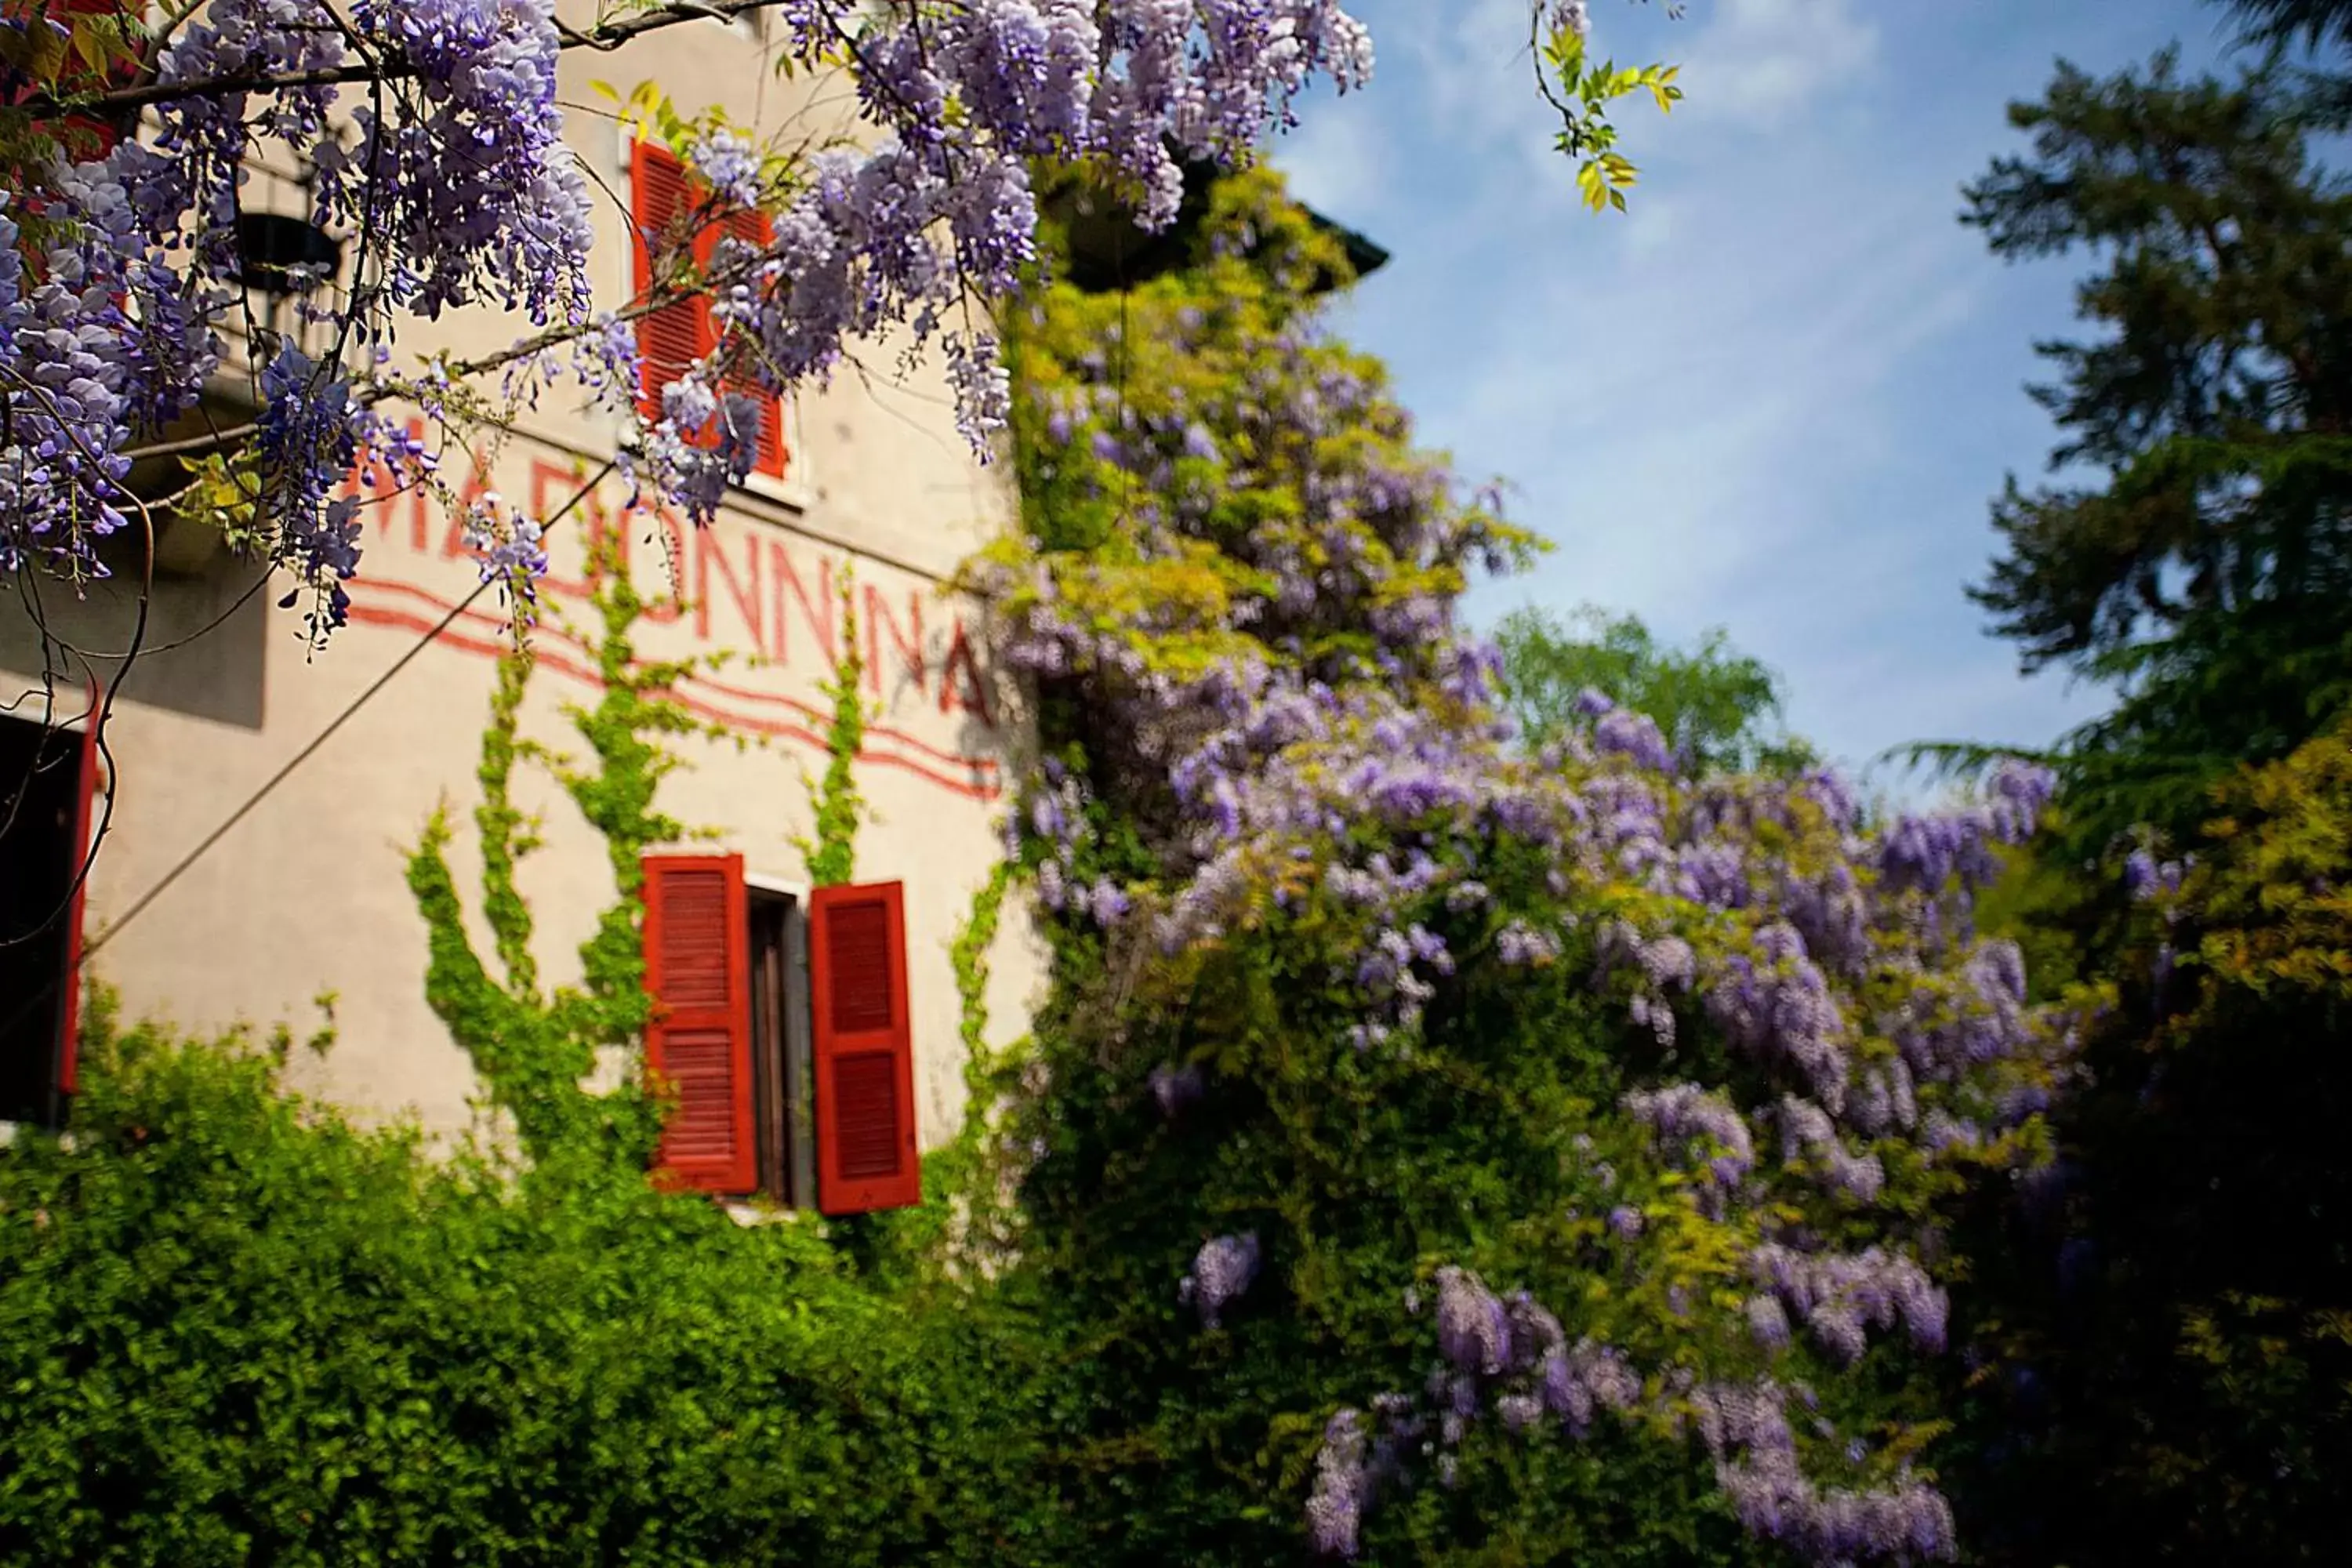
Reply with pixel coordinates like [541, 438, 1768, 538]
[1535, 1, 1686, 212]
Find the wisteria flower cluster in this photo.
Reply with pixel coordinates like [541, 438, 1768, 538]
[1307, 1268, 1644, 1557]
[5, 0, 1378, 625]
[4, 0, 601, 617]
[621, 0, 1374, 520]
[1178, 1232, 1261, 1328]
[0, 176, 190, 576]
[974, 171, 1535, 858]
[1693, 1378, 1958, 1563]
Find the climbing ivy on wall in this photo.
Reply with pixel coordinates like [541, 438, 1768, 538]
[792, 579, 872, 889]
[405, 516, 732, 1171]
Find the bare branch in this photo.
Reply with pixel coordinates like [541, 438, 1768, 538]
[122, 419, 260, 462]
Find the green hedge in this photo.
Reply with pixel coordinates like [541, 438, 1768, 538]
[0, 1007, 1047, 1567]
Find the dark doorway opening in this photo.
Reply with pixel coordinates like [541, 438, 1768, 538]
[746, 887, 815, 1207]
[0, 710, 89, 1128]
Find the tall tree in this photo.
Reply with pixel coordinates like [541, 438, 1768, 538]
[1494, 604, 1816, 775]
[1963, 45, 2352, 852]
[1940, 24, 2352, 1559]
[2227, 0, 2352, 49]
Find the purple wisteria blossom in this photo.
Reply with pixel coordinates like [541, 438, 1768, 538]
[1777, 1096, 1886, 1203]
[1747, 1242, 1949, 1362]
[1624, 1083, 1757, 1190]
[1497, 920, 1562, 966]
[458, 493, 550, 602]
[1595, 706, 1676, 774]
[1305, 1409, 1369, 1558]
[1149, 1062, 1205, 1118]
[1180, 1232, 1262, 1328]
[2125, 846, 2188, 902]
[1696, 1381, 1958, 1563]
[9, 0, 1379, 614]
[1435, 1266, 1514, 1375]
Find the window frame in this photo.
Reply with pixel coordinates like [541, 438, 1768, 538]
[639, 858, 919, 1216]
[620, 132, 811, 511]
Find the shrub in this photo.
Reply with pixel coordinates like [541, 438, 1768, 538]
[1939, 710, 2352, 1566]
[0, 1004, 1041, 1567]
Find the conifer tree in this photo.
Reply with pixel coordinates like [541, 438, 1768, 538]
[1964, 41, 2352, 851]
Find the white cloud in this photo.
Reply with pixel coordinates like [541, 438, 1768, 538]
[1271, 106, 1387, 221]
[1435, 122, 2009, 772]
[1269, 0, 2216, 773]
[1679, 0, 1880, 128]
[1395, 0, 1547, 145]
[1445, 172, 1984, 582]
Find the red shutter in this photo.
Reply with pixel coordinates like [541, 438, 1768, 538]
[45, 0, 133, 157]
[630, 141, 712, 428]
[641, 854, 757, 1194]
[809, 881, 920, 1214]
[713, 208, 788, 479]
[53, 682, 102, 1096]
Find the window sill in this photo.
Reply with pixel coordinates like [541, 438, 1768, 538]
[721, 1200, 814, 1229]
[733, 467, 815, 516]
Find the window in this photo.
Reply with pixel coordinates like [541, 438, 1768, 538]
[629, 141, 789, 482]
[641, 857, 919, 1213]
[15, 0, 138, 158]
[0, 702, 101, 1131]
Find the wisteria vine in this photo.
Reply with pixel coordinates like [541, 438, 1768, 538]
[2, 0, 1392, 628]
[984, 171, 2083, 1564]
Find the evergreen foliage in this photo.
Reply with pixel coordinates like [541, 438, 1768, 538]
[1931, 17, 2352, 1557]
[1962, 40, 2352, 851]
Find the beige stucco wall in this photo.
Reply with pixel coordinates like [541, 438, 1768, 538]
[0, 11, 1045, 1153]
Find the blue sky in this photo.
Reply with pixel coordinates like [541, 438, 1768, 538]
[1272, 0, 2247, 787]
